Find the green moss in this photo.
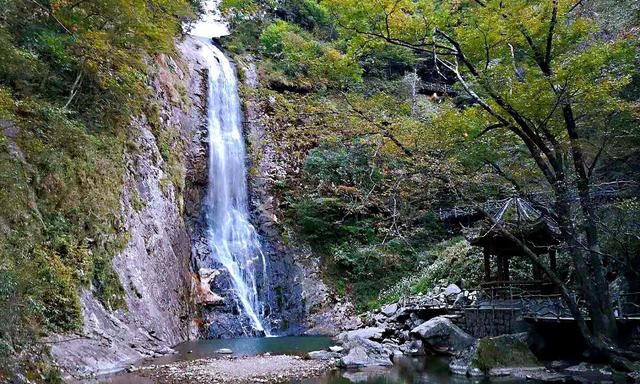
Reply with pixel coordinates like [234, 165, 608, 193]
[131, 187, 146, 212]
[472, 336, 540, 372]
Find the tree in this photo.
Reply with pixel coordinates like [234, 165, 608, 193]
[323, 0, 638, 363]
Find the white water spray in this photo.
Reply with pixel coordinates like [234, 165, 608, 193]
[191, 4, 270, 335]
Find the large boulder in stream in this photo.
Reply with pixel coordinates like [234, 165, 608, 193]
[336, 327, 394, 367]
[339, 338, 393, 368]
[450, 333, 543, 377]
[410, 316, 476, 355]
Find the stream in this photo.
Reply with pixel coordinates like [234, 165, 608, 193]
[99, 337, 535, 384]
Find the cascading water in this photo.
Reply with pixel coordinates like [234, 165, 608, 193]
[191, 7, 270, 336]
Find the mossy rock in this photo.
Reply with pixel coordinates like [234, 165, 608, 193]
[472, 334, 540, 372]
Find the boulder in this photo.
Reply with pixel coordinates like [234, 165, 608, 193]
[215, 348, 233, 354]
[389, 307, 411, 323]
[339, 337, 393, 368]
[449, 346, 483, 376]
[155, 346, 176, 355]
[308, 350, 340, 361]
[329, 345, 344, 353]
[381, 303, 398, 317]
[444, 284, 462, 296]
[337, 327, 386, 344]
[373, 313, 387, 324]
[450, 334, 542, 376]
[453, 292, 470, 308]
[399, 339, 426, 356]
[411, 316, 476, 355]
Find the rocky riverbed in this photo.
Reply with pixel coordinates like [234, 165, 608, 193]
[129, 355, 334, 384]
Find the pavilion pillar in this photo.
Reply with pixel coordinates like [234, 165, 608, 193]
[533, 262, 543, 281]
[549, 249, 557, 272]
[483, 249, 492, 281]
[503, 256, 510, 281]
[497, 255, 505, 281]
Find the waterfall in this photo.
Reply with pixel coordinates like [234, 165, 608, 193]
[191, 7, 270, 336]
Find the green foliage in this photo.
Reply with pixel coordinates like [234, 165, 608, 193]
[304, 143, 382, 188]
[329, 242, 419, 311]
[473, 336, 540, 372]
[258, 20, 361, 89]
[281, 0, 332, 32]
[292, 142, 384, 247]
[600, 198, 640, 291]
[378, 238, 483, 305]
[293, 197, 375, 245]
[260, 20, 298, 54]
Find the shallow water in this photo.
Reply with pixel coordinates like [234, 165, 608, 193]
[155, 336, 335, 363]
[295, 356, 534, 384]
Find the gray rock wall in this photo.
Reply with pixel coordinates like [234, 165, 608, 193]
[235, 55, 357, 336]
[50, 37, 208, 379]
[462, 308, 522, 338]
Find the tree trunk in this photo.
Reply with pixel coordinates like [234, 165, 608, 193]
[562, 104, 618, 340]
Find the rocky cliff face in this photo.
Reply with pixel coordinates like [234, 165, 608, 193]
[50, 37, 208, 379]
[50, 35, 355, 378]
[237, 56, 361, 336]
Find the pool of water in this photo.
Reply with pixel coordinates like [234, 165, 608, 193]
[153, 336, 336, 364]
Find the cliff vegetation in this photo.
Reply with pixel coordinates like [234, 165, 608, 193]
[0, 0, 201, 381]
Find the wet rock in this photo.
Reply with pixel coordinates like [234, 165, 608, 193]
[488, 367, 546, 377]
[194, 268, 224, 306]
[450, 334, 541, 377]
[449, 346, 482, 376]
[411, 316, 476, 355]
[564, 362, 615, 380]
[215, 348, 233, 354]
[400, 339, 426, 356]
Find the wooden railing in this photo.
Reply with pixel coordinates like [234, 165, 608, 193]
[470, 285, 640, 321]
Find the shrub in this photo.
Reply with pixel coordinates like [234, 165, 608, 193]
[259, 21, 360, 88]
[378, 238, 484, 304]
